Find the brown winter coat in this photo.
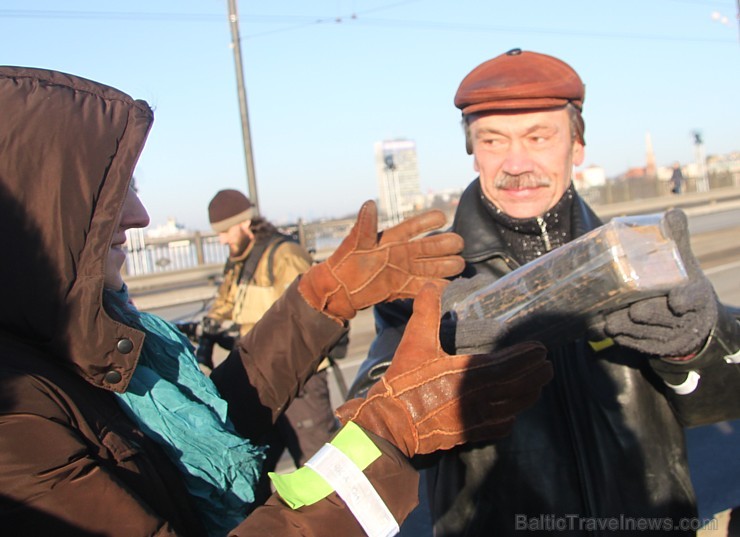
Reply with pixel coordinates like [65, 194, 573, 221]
[0, 66, 418, 536]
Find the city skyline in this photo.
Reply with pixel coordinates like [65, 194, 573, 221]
[3, 0, 738, 230]
[142, 145, 738, 237]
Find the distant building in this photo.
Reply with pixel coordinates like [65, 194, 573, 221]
[621, 167, 649, 180]
[374, 139, 422, 223]
[146, 217, 188, 239]
[663, 151, 739, 182]
[574, 165, 607, 189]
[656, 165, 678, 182]
[707, 151, 740, 175]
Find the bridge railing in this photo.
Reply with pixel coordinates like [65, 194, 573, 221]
[124, 176, 740, 289]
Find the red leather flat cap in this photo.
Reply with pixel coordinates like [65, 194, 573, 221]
[454, 48, 585, 115]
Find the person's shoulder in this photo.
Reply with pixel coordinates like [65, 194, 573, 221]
[273, 237, 312, 259]
[0, 353, 78, 420]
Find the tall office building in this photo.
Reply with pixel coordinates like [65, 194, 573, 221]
[374, 139, 421, 223]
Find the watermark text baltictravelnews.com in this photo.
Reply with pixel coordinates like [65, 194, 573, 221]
[515, 514, 717, 532]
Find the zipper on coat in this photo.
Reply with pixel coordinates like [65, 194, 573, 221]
[536, 217, 553, 252]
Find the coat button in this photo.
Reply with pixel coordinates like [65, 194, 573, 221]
[104, 370, 123, 384]
[117, 338, 134, 354]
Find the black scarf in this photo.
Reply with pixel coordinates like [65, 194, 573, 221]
[482, 184, 576, 265]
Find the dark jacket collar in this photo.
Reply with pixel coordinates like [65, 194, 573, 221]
[452, 178, 603, 264]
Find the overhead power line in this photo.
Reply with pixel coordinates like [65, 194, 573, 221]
[0, 0, 424, 23]
[0, 5, 733, 44]
[0, 9, 222, 21]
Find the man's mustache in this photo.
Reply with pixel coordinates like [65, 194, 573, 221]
[494, 173, 551, 189]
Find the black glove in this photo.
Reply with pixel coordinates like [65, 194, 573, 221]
[201, 316, 222, 336]
[593, 210, 718, 357]
[196, 317, 226, 370]
[200, 317, 238, 350]
[175, 321, 200, 343]
[440, 273, 506, 354]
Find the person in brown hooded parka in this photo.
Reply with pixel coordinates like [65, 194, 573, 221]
[0, 66, 553, 537]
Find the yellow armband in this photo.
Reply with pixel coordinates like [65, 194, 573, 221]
[269, 420, 380, 509]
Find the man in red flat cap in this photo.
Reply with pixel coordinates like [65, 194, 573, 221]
[349, 49, 740, 536]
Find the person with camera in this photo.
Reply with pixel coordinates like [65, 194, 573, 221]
[199, 189, 339, 480]
[199, 189, 314, 370]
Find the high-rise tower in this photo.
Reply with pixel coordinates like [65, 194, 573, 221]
[374, 139, 421, 224]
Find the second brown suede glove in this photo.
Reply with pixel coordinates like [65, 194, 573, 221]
[335, 284, 553, 458]
[298, 200, 464, 321]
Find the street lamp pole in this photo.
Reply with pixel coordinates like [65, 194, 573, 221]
[384, 155, 402, 226]
[227, 0, 260, 215]
[692, 130, 710, 193]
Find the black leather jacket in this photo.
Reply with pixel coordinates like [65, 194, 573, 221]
[350, 179, 740, 536]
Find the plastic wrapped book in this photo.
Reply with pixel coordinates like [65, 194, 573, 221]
[445, 212, 690, 351]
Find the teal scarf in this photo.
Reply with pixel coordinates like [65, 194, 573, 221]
[106, 288, 265, 537]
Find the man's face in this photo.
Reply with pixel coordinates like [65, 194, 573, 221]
[469, 108, 584, 219]
[219, 221, 252, 257]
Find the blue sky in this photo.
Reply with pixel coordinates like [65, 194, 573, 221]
[2, 0, 738, 230]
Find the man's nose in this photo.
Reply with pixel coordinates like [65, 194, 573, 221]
[501, 140, 534, 175]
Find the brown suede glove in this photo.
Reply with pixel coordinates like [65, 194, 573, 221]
[335, 284, 553, 458]
[298, 200, 465, 322]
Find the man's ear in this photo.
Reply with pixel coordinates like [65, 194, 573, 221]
[572, 141, 585, 167]
[239, 219, 252, 235]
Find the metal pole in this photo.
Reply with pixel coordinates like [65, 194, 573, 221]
[692, 131, 710, 193]
[227, 0, 260, 215]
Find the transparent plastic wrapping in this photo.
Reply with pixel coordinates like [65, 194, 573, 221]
[449, 213, 689, 348]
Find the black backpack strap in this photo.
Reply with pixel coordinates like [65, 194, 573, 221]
[237, 236, 273, 285]
[265, 235, 295, 286]
[239, 233, 295, 286]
